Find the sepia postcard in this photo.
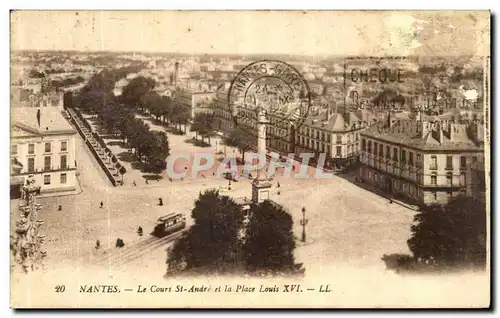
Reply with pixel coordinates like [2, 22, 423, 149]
[9, 10, 490, 308]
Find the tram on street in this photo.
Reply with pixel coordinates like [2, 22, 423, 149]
[153, 213, 186, 237]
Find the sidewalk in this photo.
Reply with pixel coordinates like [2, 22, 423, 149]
[353, 179, 420, 211]
[36, 175, 83, 199]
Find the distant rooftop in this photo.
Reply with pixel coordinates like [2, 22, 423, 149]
[11, 107, 76, 136]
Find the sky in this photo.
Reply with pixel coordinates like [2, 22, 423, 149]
[10, 11, 490, 57]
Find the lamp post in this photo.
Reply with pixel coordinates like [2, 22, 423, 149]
[11, 176, 45, 273]
[300, 207, 308, 243]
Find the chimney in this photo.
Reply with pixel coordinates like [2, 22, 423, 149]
[439, 123, 444, 143]
[174, 62, 179, 87]
[36, 109, 41, 127]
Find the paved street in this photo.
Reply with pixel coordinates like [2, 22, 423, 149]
[11, 115, 417, 280]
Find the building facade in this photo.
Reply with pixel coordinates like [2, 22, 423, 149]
[359, 118, 484, 206]
[174, 89, 216, 119]
[11, 107, 77, 196]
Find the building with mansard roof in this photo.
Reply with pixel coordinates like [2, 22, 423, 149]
[358, 113, 484, 206]
[10, 107, 77, 197]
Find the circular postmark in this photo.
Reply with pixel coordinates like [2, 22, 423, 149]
[228, 60, 311, 140]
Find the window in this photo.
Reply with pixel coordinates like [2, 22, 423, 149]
[355, 133, 359, 141]
[44, 156, 51, 170]
[402, 150, 407, 164]
[460, 172, 466, 186]
[44, 174, 51, 185]
[386, 146, 391, 159]
[471, 156, 478, 163]
[60, 173, 67, 184]
[431, 175, 437, 185]
[446, 156, 453, 169]
[409, 152, 414, 166]
[417, 154, 422, 165]
[460, 156, 467, 168]
[336, 146, 341, 156]
[28, 158, 35, 172]
[446, 173, 452, 186]
[61, 141, 67, 152]
[361, 139, 366, 151]
[393, 148, 398, 162]
[11, 144, 18, 155]
[379, 144, 383, 157]
[60, 155, 67, 169]
[430, 156, 437, 170]
[432, 192, 437, 201]
[28, 144, 35, 154]
[367, 140, 371, 152]
[336, 135, 342, 144]
[44, 142, 51, 153]
[374, 142, 378, 155]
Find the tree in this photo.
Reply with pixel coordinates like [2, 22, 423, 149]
[118, 166, 127, 183]
[191, 112, 215, 143]
[63, 91, 73, 109]
[225, 126, 255, 163]
[407, 195, 486, 269]
[121, 76, 156, 109]
[166, 190, 244, 276]
[243, 200, 304, 276]
[142, 92, 164, 119]
[170, 102, 190, 134]
[28, 69, 45, 78]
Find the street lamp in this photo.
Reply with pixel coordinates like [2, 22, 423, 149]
[300, 207, 308, 243]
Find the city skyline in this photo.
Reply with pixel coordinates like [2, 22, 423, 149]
[11, 11, 489, 57]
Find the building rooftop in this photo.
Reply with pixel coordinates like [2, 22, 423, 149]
[11, 107, 76, 137]
[302, 110, 374, 132]
[361, 119, 483, 152]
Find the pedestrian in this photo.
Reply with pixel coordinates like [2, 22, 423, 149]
[137, 226, 143, 236]
[99, 201, 103, 209]
[95, 240, 101, 250]
[159, 198, 163, 206]
[277, 181, 280, 188]
[58, 204, 62, 211]
[133, 180, 136, 186]
[116, 238, 125, 248]
[145, 179, 149, 184]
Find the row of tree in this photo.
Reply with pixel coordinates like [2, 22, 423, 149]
[166, 190, 304, 277]
[77, 70, 170, 175]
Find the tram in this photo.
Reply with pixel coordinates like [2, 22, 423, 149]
[152, 213, 186, 237]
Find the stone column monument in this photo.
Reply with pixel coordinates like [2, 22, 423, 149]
[251, 110, 272, 204]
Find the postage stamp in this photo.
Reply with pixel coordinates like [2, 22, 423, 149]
[227, 60, 311, 140]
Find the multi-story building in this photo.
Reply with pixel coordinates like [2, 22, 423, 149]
[10, 107, 77, 197]
[358, 115, 484, 206]
[293, 109, 374, 169]
[173, 88, 216, 119]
